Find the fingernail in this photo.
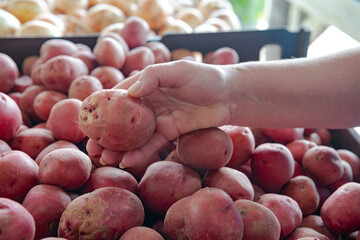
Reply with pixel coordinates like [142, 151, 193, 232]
[128, 81, 143, 95]
[119, 162, 126, 169]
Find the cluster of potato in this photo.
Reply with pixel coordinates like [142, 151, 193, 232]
[1, 20, 360, 239]
[0, 0, 241, 37]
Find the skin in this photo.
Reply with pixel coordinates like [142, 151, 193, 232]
[107, 46, 360, 168]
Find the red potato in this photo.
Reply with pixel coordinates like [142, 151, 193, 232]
[13, 75, 33, 93]
[328, 160, 353, 192]
[203, 167, 254, 201]
[252, 183, 265, 201]
[251, 143, 295, 193]
[300, 215, 342, 240]
[125, 152, 161, 181]
[261, 128, 305, 145]
[219, 125, 255, 169]
[250, 127, 271, 147]
[39, 148, 92, 191]
[72, 50, 98, 72]
[79, 89, 156, 151]
[316, 129, 332, 145]
[8, 91, 22, 106]
[293, 160, 305, 177]
[286, 227, 330, 240]
[257, 193, 303, 239]
[286, 139, 318, 163]
[302, 146, 344, 186]
[83, 166, 138, 194]
[139, 161, 202, 216]
[93, 36, 126, 69]
[39, 39, 78, 63]
[184, 187, 244, 240]
[30, 63, 44, 85]
[177, 127, 233, 170]
[337, 149, 360, 182]
[0, 139, 11, 153]
[120, 16, 150, 49]
[203, 47, 239, 65]
[46, 98, 86, 143]
[0, 150, 39, 202]
[316, 185, 332, 212]
[19, 84, 47, 121]
[321, 182, 360, 235]
[10, 128, 55, 160]
[35, 140, 79, 165]
[90, 66, 125, 89]
[33, 90, 67, 121]
[22, 55, 39, 76]
[119, 226, 164, 240]
[58, 187, 145, 240]
[121, 46, 155, 77]
[280, 175, 320, 216]
[68, 75, 103, 101]
[147, 41, 171, 64]
[39, 55, 89, 93]
[98, 31, 130, 55]
[234, 199, 281, 240]
[0, 197, 35, 240]
[0, 53, 19, 93]
[0, 92, 22, 142]
[163, 196, 190, 240]
[22, 184, 72, 240]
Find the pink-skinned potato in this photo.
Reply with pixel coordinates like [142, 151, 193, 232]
[177, 127, 233, 170]
[72, 50, 98, 72]
[302, 146, 344, 186]
[22, 184, 72, 239]
[293, 160, 306, 177]
[257, 193, 303, 239]
[121, 46, 155, 77]
[203, 47, 239, 65]
[93, 36, 126, 69]
[163, 196, 190, 240]
[286, 227, 330, 240]
[328, 160, 353, 192]
[119, 226, 164, 240]
[147, 41, 171, 64]
[19, 84, 47, 121]
[58, 187, 145, 240]
[286, 139, 317, 163]
[234, 199, 281, 240]
[90, 66, 125, 89]
[320, 182, 360, 235]
[10, 127, 55, 160]
[79, 89, 156, 151]
[39, 148, 92, 191]
[35, 140, 79, 166]
[262, 128, 305, 145]
[203, 167, 254, 201]
[300, 215, 342, 240]
[13, 75, 33, 93]
[46, 98, 86, 143]
[0, 92, 22, 141]
[22, 55, 39, 76]
[120, 16, 150, 49]
[0, 53, 19, 93]
[39, 39, 78, 63]
[33, 90, 67, 121]
[0, 150, 39, 202]
[251, 143, 295, 193]
[68, 75, 103, 101]
[184, 187, 244, 240]
[337, 149, 360, 182]
[139, 161, 202, 216]
[0, 197, 35, 240]
[39, 55, 89, 93]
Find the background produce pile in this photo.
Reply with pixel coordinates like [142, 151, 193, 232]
[0, 0, 242, 37]
[1, 12, 360, 240]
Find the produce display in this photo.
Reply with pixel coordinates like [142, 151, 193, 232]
[0, 11, 360, 240]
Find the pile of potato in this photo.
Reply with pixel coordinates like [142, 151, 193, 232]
[1, 18, 360, 240]
[0, 0, 241, 37]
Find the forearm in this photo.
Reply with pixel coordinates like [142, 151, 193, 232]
[225, 47, 360, 129]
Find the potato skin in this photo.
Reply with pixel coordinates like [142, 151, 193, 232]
[163, 196, 190, 240]
[90, 66, 125, 89]
[300, 215, 341, 240]
[0, 53, 19, 93]
[0, 92, 22, 141]
[286, 227, 329, 240]
[121, 46, 155, 77]
[337, 149, 360, 182]
[79, 89, 156, 151]
[33, 90, 67, 121]
[119, 226, 164, 240]
[58, 187, 145, 240]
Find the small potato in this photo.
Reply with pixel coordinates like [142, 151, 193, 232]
[234, 199, 281, 240]
[321, 182, 360, 235]
[328, 160, 353, 192]
[147, 41, 171, 64]
[21, 55, 39, 76]
[10, 128, 55, 159]
[251, 143, 295, 193]
[0, 53, 19, 93]
[0, 92, 22, 142]
[0, 150, 40, 202]
[280, 175, 320, 216]
[13, 75, 33, 93]
[83, 166, 138, 194]
[91, 66, 125, 89]
[72, 50, 98, 72]
[35, 140, 79, 165]
[337, 149, 360, 182]
[39, 148, 92, 191]
[257, 193, 303, 239]
[293, 160, 305, 177]
[302, 146, 344, 186]
[22, 184, 72, 239]
[46, 98, 86, 143]
[163, 196, 190, 240]
[177, 127, 233, 170]
[58, 187, 145, 239]
[39, 55, 89, 93]
[0, 197, 35, 240]
[93, 36, 126, 69]
[261, 128, 305, 145]
[184, 187, 244, 240]
[139, 161, 202, 216]
[121, 46, 155, 77]
[68, 75, 103, 101]
[300, 215, 342, 240]
[119, 226, 164, 240]
[79, 89, 156, 151]
[120, 16, 150, 49]
[19, 84, 47, 121]
[203, 167, 254, 201]
[39, 39, 78, 63]
[286, 139, 317, 163]
[286, 227, 329, 240]
[33, 90, 68, 121]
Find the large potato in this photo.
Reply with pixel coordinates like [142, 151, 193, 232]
[79, 89, 156, 151]
[0, 53, 19, 93]
[0, 92, 22, 142]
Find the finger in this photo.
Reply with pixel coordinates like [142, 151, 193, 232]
[119, 132, 170, 168]
[112, 71, 142, 90]
[100, 148, 124, 166]
[86, 138, 103, 155]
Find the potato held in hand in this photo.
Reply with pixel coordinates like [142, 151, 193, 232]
[80, 89, 156, 151]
